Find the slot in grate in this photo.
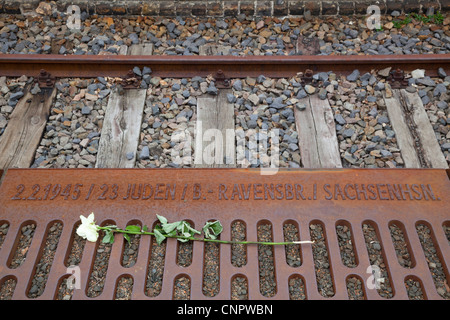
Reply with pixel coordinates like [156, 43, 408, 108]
[0, 168, 448, 300]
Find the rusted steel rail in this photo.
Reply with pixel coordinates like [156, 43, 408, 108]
[0, 168, 448, 300]
[0, 54, 449, 78]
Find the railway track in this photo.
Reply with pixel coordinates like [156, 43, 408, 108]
[0, 27, 449, 300]
[0, 54, 449, 78]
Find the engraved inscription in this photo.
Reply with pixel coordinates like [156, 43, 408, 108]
[8, 182, 441, 202]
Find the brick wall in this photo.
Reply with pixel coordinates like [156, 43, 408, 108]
[1, 0, 448, 16]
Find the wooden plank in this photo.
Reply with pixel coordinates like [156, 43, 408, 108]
[95, 41, 152, 168]
[294, 97, 321, 168]
[294, 95, 342, 168]
[383, 90, 421, 168]
[118, 42, 154, 55]
[309, 94, 342, 168]
[128, 42, 154, 55]
[118, 45, 128, 55]
[400, 89, 448, 169]
[194, 89, 235, 168]
[199, 44, 231, 56]
[0, 87, 56, 169]
[95, 88, 147, 168]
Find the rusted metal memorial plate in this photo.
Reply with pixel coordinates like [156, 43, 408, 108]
[0, 168, 448, 300]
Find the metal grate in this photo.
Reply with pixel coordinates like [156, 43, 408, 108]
[0, 168, 448, 300]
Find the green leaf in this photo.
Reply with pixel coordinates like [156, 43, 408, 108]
[156, 214, 168, 225]
[102, 230, 114, 244]
[181, 233, 193, 241]
[143, 225, 148, 232]
[203, 220, 223, 240]
[167, 229, 178, 237]
[162, 221, 182, 234]
[154, 228, 166, 245]
[125, 225, 141, 233]
[178, 221, 201, 236]
[124, 233, 130, 243]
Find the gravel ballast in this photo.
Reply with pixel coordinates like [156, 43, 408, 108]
[0, 13, 449, 57]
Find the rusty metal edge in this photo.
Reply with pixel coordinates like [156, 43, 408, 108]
[0, 54, 449, 78]
[0, 167, 449, 300]
[0, 170, 4, 190]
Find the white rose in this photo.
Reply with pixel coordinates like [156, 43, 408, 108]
[76, 213, 99, 242]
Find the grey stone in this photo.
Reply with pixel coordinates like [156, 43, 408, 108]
[289, 143, 299, 151]
[257, 75, 266, 83]
[437, 101, 448, 109]
[133, 66, 142, 76]
[438, 67, 447, 78]
[343, 128, 355, 138]
[281, 109, 294, 118]
[59, 46, 67, 54]
[369, 107, 378, 117]
[433, 84, 446, 96]
[343, 102, 354, 111]
[1, 106, 13, 113]
[335, 114, 346, 125]
[381, 150, 393, 158]
[30, 83, 41, 95]
[377, 116, 390, 124]
[227, 93, 236, 103]
[172, 83, 181, 91]
[216, 20, 228, 29]
[98, 89, 110, 99]
[417, 77, 436, 86]
[9, 91, 24, 101]
[296, 89, 307, 99]
[206, 83, 218, 95]
[378, 67, 392, 77]
[233, 79, 243, 91]
[344, 154, 356, 164]
[405, 86, 417, 93]
[360, 72, 372, 82]
[247, 119, 258, 129]
[87, 83, 98, 93]
[316, 72, 329, 82]
[375, 81, 385, 91]
[347, 69, 360, 82]
[139, 146, 150, 160]
[304, 85, 316, 94]
[152, 121, 162, 129]
[182, 90, 190, 98]
[187, 98, 197, 106]
[421, 95, 431, 105]
[248, 93, 259, 105]
[142, 67, 152, 75]
[318, 88, 327, 100]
